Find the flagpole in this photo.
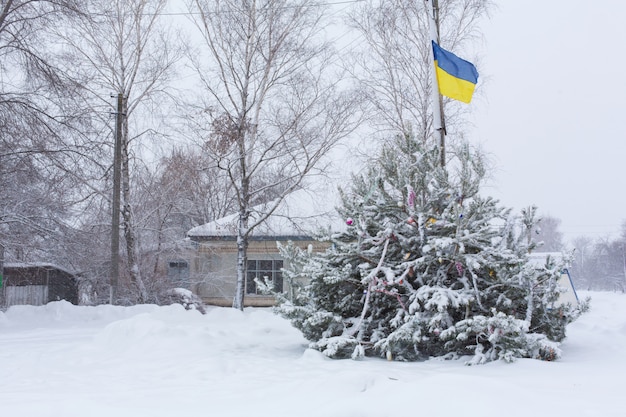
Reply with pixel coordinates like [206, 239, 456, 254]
[425, 0, 446, 167]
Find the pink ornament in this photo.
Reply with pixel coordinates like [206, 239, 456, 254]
[455, 262, 464, 276]
[346, 218, 354, 226]
[407, 185, 416, 208]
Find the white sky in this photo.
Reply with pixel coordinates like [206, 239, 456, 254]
[165, 1, 624, 244]
[470, 1, 626, 243]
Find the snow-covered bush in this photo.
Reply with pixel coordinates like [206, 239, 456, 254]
[160, 288, 207, 314]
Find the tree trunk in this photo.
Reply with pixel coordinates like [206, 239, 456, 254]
[120, 97, 148, 303]
[233, 211, 249, 311]
[233, 146, 250, 310]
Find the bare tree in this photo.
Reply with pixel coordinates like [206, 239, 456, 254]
[570, 235, 593, 289]
[126, 147, 238, 295]
[535, 215, 564, 252]
[346, 0, 491, 141]
[587, 236, 626, 292]
[52, 0, 181, 303]
[0, 151, 69, 261]
[156, 148, 238, 229]
[0, 0, 87, 262]
[186, 0, 360, 309]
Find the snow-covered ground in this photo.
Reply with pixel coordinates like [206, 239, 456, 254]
[0, 291, 622, 417]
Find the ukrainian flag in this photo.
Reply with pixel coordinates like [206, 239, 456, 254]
[432, 41, 478, 104]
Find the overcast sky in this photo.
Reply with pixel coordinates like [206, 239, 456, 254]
[170, 1, 623, 244]
[470, 1, 626, 243]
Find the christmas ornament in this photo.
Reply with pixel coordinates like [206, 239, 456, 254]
[346, 218, 354, 226]
[455, 262, 464, 276]
[406, 185, 416, 208]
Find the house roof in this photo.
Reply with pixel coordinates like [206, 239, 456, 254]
[187, 188, 345, 240]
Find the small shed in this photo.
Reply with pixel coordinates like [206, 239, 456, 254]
[0, 263, 79, 307]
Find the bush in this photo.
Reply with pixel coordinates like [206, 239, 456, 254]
[160, 288, 207, 314]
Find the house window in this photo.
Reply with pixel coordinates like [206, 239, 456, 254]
[168, 260, 189, 287]
[246, 259, 283, 294]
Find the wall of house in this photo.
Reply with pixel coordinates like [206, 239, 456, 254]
[189, 239, 329, 307]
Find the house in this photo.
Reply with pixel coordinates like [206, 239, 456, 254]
[0, 263, 79, 307]
[185, 188, 344, 306]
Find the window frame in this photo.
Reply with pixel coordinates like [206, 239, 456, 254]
[246, 259, 284, 295]
[167, 260, 190, 287]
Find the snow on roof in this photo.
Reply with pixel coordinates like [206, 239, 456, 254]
[3, 262, 76, 276]
[187, 188, 346, 239]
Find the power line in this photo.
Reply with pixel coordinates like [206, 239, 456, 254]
[92, 0, 365, 17]
[173, 0, 365, 15]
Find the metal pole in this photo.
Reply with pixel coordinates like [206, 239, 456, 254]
[110, 93, 124, 304]
[425, 0, 446, 167]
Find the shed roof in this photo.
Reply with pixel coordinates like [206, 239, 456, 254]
[3, 262, 76, 276]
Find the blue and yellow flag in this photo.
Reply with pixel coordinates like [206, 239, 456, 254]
[432, 41, 478, 104]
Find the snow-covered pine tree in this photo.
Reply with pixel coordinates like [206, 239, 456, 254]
[274, 133, 588, 364]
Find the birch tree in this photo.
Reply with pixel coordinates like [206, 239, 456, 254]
[186, 0, 360, 310]
[53, 0, 181, 303]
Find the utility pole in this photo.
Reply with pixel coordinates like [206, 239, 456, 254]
[110, 93, 124, 304]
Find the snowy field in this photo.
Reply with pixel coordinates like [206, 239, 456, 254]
[0, 291, 623, 417]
